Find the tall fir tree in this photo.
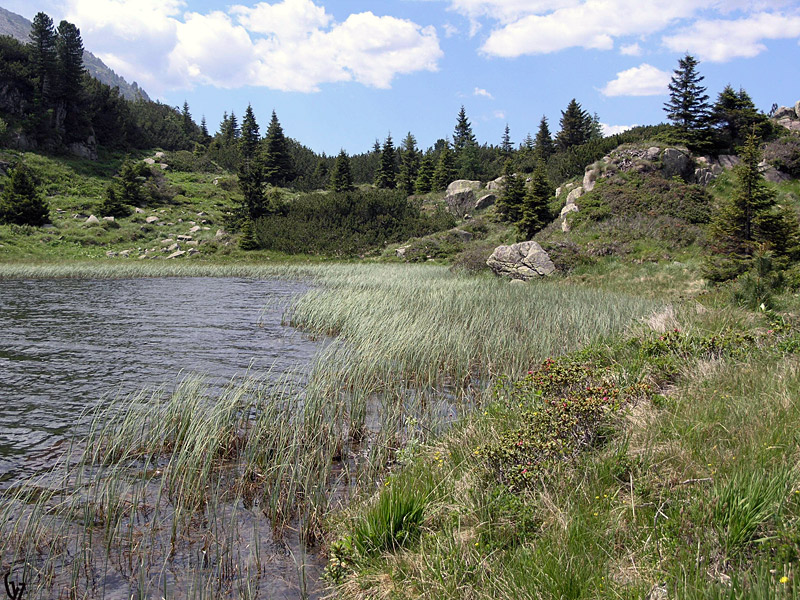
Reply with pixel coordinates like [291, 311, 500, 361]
[330, 150, 354, 192]
[495, 159, 525, 224]
[555, 99, 592, 151]
[415, 154, 434, 194]
[432, 142, 457, 191]
[199, 116, 211, 146]
[517, 161, 553, 240]
[0, 164, 49, 226]
[263, 110, 294, 186]
[711, 86, 769, 151]
[55, 21, 84, 102]
[28, 12, 57, 104]
[237, 105, 266, 221]
[181, 101, 193, 136]
[375, 134, 397, 189]
[534, 116, 554, 161]
[663, 53, 711, 145]
[501, 124, 513, 156]
[397, 132, 420, 196]
[453, 106, 480, 179]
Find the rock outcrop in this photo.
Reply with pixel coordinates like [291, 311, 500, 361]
[446, 180, 483, 195]
[487, 241, 555, 280]
[444, 189, 476, 217]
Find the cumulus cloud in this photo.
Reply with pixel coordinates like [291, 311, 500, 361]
[64, 0, 442, 93]
[474, 87, 494, 99]
[663, 12, 800, 61]
[493, 109, 505, 119]
[601, 123, 636, 136]
[601, 63, 671, 96]
[620, 42, 642, 56]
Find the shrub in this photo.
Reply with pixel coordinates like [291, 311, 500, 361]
[0, 163, 49, 226]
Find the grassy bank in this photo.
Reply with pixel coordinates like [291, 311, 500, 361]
[0, 263, 659, 598]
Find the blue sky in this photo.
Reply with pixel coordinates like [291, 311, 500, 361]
[5, 0, 800, 155]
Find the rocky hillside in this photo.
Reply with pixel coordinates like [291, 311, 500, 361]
[0, 6, 149, 102]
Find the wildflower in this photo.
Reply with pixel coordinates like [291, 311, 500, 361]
[781, 576, 789, 584]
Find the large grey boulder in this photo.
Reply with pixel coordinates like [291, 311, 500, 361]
[444, 189, 476, 217]
[474, 193, 496, 210]
[774, 106, 795, 120]
[486, 176, 505, 191]
[487, 241, 556, 280]
[446, 179, 482, 195]
[660, 148, 692, 180]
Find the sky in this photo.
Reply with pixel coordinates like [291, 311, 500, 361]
[5, 0, 800, 155]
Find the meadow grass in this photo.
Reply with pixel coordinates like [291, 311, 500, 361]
[0, 262, 660, 598]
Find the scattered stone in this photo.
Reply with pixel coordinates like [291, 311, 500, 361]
[154, 151, 165, 158]
[188, 225, 201, 233]
[213, 178, 219, 186]
[474, 193, 496, 211]
[177, 235, 193, 241]
[215, 229, 227, 239]
[202, 226, 211, 231]
[134, 207, 145, 214]
[560, 203, 579, 219]
[143, 157, 155, 165]
[73, 213, 87, 219]
[583, 165, 600, 192]
[159, 163, 168, 170]
[197, 211, 206, 216]
[145, 216, 159, 224]
[178, 218, 183, 223]
[103, 216, 115, 222]
[396, 245, 409, 259]
[167, 243, 179, 252]
[161, 238, 174, 246]
[167, 250, 186, 259]
[105, 251, 117, 257]
[186, 240, 199, 247]
[85, 214, 100, 225]
[486, 241, 556, 280]
[56, 208, 65, 213]
[187, 247, 200, 255]
[645, 146, 661, 160]
[119, 249, 132, 258]
[446, 179, 483, 195]
[565, 186, 584, 205]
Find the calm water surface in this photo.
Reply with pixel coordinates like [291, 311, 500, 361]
[0, 277, 320, 480]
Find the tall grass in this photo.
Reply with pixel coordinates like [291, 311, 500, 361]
[0, 263, 660, 598]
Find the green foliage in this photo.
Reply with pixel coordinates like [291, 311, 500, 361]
[711, 85, 771, 151]
[263, 110, 294, 186]
[374, 134, 397, 189]
[98, 184, 129, 218]
[555, 99, 594, 151]
[432, 142, 456, 191]
[253, 189, 451, 256]
[329, 150, 354, 193]
[495, 159, 524, 223]
[397, 132, 420, 196]
[534, 115, 554, 162]
[414, 154, 434, 194]
[663, 53, 712, 148]
[516, 161, 552, 240]
[238, 218, 258, 250]
[117, 158, 145, 206]
[0, 162, 49, 225]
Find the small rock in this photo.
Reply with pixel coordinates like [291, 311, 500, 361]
[167, 250, 186, 259]
[188, 225, 201, 233]
[645, 146, 660, 160]
[396, 245, 409, 259]
[197, 211, 206, 216]
[85, 215, 100, 225]
[143, 158, 155, 165]
[202, 226, 210, 231]
[187, 247, 199, 255]
[159, 163, 168, 170]
[161, 238, 174, 246]
[145, 216, 159, 224]
[103, 216, 115, 222]
[134, 207, 145, 214]
[119, 249, 132, 258]
[186, 240, 199, 247]
[215, 229, 227, 239]
[167, 243, 179, 252]
[154, 151, 165, 158]
[565, 186, 584, 205]
[560, 203, 579, 218]
[177, 235, 193, 241]
[106, 251, 117, 258]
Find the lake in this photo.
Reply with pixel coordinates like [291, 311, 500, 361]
[0, 276, 321, 482]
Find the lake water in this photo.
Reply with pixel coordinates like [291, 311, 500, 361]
[0, 277, 321, 482]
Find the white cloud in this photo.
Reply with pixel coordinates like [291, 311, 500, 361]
[443, 22, 459, 37]
[493, 109, 505, 119]
[601, 63, 671, 96]
[601, 123, 636, 136]
[620, 42, 642, 56]
[474, 87, 494, 99]
[663, 12, 800, 62]
[63, 0, 442, 94]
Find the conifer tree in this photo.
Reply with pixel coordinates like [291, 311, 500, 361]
[663, 53, 711, 144]
[534, 116, 554, 161]
[501, 124, 513, 156]
[0, 164, 49, 226]
[28, 12, 57, 104]
[555, 99, 592, 151]
[313, 158, 330, 189]
[397, 132, 420, 196]
[517, 161, 552, 239]
[199, 116, 211, 146]
[239, 104, 260, 161]
[711, 86, 768, 151]
[55, 21, 84, 102]
[432, 143, 457, 191]
[415, 154, 434, 194]
[495, 159, 525, 223]
[181, 101, 193, 136]
[375, 134, 397, 189]
[453, 106, 480, 179]
[99, 183, 130, 218]
[453, 106, 477, 152]
[118, 158, 143, 206]
[330, 150, 354, 193]
[237, 105, 266, 220]
[263, 110, 294, 186]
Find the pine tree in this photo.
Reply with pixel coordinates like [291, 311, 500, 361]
[432, 143, 457, 191]
[495, 159, 525, 223]
[118, 158, 143, 206]
[99, 183, 130, 218]
[663, 53, 711, 144]
[501, 124, 513, 156]
[517, 161, 552, 239]
[199, 116, 211, 146]
[534, 116, 554, 161]
[375, 134, 397, 189]
[239, 104, 260, 162]
[263, 110, 294, 186]
[28, 12, 57, 104]
[313, 158, 330, 189]
[181, 101, 193, 136]
[555, 99, 592, 151]
[397, 132, 420, 196]
[415, 154, 434, 194]
[711, 86, 768, 151]
[453, 106, 480, 179]
[453, 106, 477, 152]
[330, 150, 354, 192]
[0, 164, 49, 226]
[55, 20, 84, 102]
[237, 106, 266, 220]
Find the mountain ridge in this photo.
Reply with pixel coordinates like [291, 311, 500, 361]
[0, 5, 150, 102]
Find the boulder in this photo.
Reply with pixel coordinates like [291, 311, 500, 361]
[154, 151, 165, 158]
[474, 193, 496, 210]
[555, 182, 575, 198]
[773, 106, 795, 120]
[134, 207, 145, 214]
[145, 216, 159, 224]
[645, 146, 661, 160]
[85, 214, 100, 225]
[660, 148, 692, 180]
[68, 137, 98, 161]
[446, 179, 483, 195]
[795, 100, 800, 119]
[565, 186, 584, 205]
[560, 203, 579, 219]
[718, 155, 741, 170]
[167, 250, 186, 259]
[143, 157, 155, 165]
[486, 176, 505, 191]
[396, 245, 409, 259]
[583, 165, 600, 192]
[444, 189, 476, 217]
[188, 225, 201, 233]
[177, 234, 193, 241]
[487, 241, 556, 280]
[102, 216, 115, 222]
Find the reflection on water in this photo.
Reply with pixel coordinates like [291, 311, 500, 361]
[0, 277, 320, 480]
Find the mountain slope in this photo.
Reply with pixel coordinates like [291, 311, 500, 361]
[0, 6, 150, 102]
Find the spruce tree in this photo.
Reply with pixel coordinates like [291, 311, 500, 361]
[199, 116, 211, 146]
[375, 134, 397, 189]
[555, 99, 592, 151]
[415, 154, 434, 194]
[118, 158, 143, 206]
[263, 110, 294, 186]
[495, 159, 525, 223]
[663, 54, 711, 144]
[28, 12, 57, 104]
[432, 143, 456, 191]
[453, 106, 480, 179]
[55, 20, 84, 102]
[517, 161, 552, 239]
[453, 106, 477, 152]
[330, 150, 354, 192]
[711, 86, 768, 151]
[237, 105, 265, 220]
[397, 132, 420, 196]
[181, 101, 193, 136]
[99, 184, 130, 218]
[501, 124, 513, 156]
[534, 116, 554, 161]
[0, 164, 49, 226]
[239, 105, 260, 162]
